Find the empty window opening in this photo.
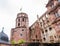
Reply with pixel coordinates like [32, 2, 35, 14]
[45, 30, 48, 32]
[18, 23, 20, 27]
[49, 27, 52, 30]
[43, 37, 46, 41]
[36, 35, 37, 38]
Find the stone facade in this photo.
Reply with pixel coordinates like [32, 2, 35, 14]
[10, 12, 29, 43]
[10, 0, 60, 43]
[29, 0, 60, 43]
[0, 0, 60, 46]
[29, 20, 42, 42]
[38, 0, 60, 43]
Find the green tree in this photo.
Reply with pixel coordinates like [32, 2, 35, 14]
[11, 40, 16, 44]
[18, 39, 25, 44]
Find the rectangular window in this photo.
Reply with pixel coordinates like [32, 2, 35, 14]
[43, 37, 46, 41]
[22, 29, 24, 31]
[36, 35, 37, 38]
[18, 23, 20, 27]
[20, 34, 22, 36]
[33, 39, 35, 41]
[22, 18, 24, 21]
[32, 29, 35, 35]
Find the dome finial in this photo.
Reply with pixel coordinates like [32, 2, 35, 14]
[2, 27, 4, 32]
[37, 14, 39, 19]
[20, 8, 22, 11]
[37, 14, 40, 23]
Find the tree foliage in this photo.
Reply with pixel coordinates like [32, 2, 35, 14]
[18, 39, 25, 44]
[11, 40, 16, 44]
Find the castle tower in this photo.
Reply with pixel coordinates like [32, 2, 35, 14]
[10, 12, 29, 43]
[16, 12, 29, 28]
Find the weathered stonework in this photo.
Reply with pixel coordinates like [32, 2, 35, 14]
[10, 0, 60, 43]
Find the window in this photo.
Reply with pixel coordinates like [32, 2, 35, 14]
[43, 37, 46, 41]
[45, 30, 48, 32]
[18, 23, 20, 27]
[40, 22, 42, 27]
[36, 35, 37, 38]
[49, 27, 52, 31]
[47, 20, 49, 23]
[20, 34, 22, 36]
[54, 36, 56, 38]
[37, 40, 39, 42]
[22, 29, 24, 31]
[22, 18, 24, 21]
[33, 39, 35, 41]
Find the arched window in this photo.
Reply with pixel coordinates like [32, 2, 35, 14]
[33, 39, 35, 41]
[43, 37, 46, 41]
[45, 30, 48, 32]
[36, 35, 37, 38]
[18, 23, 20, 27]
[22, 18, 24, 21]
[20, 34, 23, 36]
[22, 29, 24, 31]
[54, 36, 56, 38]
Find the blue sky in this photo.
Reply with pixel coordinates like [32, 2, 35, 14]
[0, 0, 48, 40]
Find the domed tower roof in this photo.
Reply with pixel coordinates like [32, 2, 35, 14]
[17, 12, 28, 18]
[0, 28, 9, 44]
